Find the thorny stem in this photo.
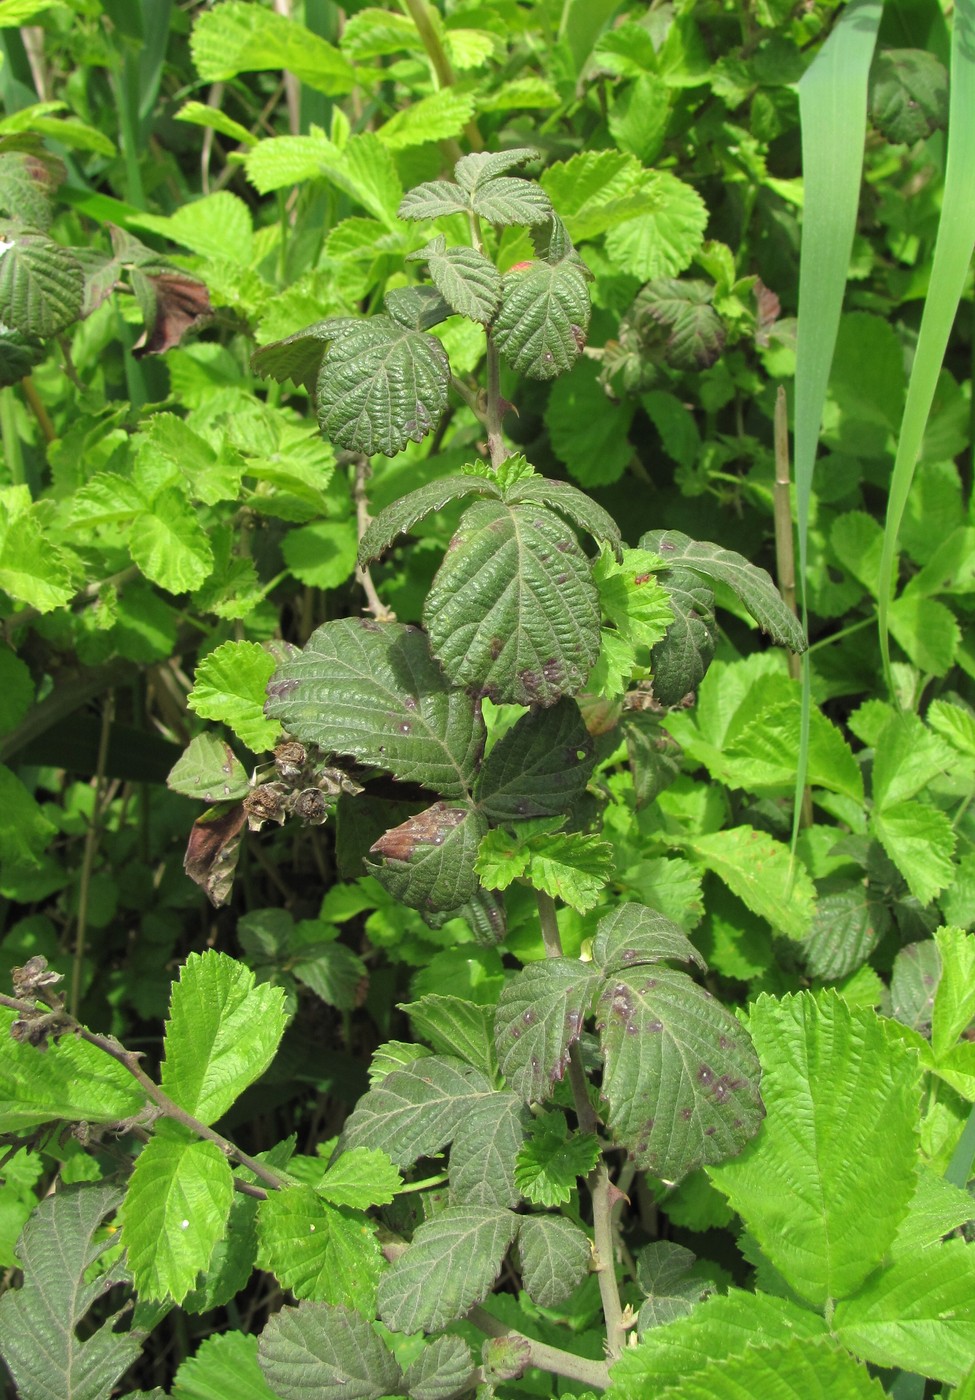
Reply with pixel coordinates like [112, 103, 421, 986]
[353, 456, 396, 620]
[69, 692, 115, 1017]
[0, 988, 285, 1195]
[468, 1305, 611, 1389]
[535, 891, 628, 1363]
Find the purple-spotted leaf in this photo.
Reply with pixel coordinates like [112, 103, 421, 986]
[596, 968, 763, 1181]
[493, 258, 590, 379]
[167, 733, 251, 803]
[377, 1205, 519, 1333]
[592, 903, 706, 976]
[494, 959, 601, 1103]
[506, 473, 623, 558]
[366, 801, 487, 914]
[338, 1055, 497, 1167]
[264, 619, 484, 799]
[424, 499, 601, 706]
[475, 698, 594, 821]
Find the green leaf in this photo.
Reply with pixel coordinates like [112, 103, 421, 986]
[0, 230, 83, 336]
[257, 1187, 382, 1313]
[506, 468, 624, 559]
[0, 1005, 145, 1132]
[869, 49, 948, 145]
[641, 529, 807, 653]
[175, 100, 257, 149]
[513, 1110, 600, 1206]
[399, 153, 552, 227]
[191, 1, 354, 94]
[709, 992, 921, 1306]
[161, 950, 287, 1125]
[474, 826, 531, 890]
[595, 548, 675, 651]
[282, 519, 358, 591]
[872, 800, 956, 906]
[597, 967, 764, 1180]
[316, 314, 450, 455]
[172, 1333, 280, 1400]
[409, 235, 501, 324]
[592, 903, 706, 975]
[0, 764, 56, 868]
[377, 90, 475, 152]
[120, 1122, 234, 1304]
[367, 801, 487, 915]
[357, 473, 496, 565]
[493, 258, 591, 379]
[494, 959, 601, 1102]
[545, 359, 636, 487]
[258, 1301, 402, 1400]
[516, 1214, 591, 1307]
[424, 498, 601, 706]
[252, 321, 331, 393]
[383, 284, 453, 331]
[129, 489, 214, 594]
[455, 148, 541, 191]
[399, 995, 497, 1075]
[0, 488, 76, 612]
[448, 1091, 528, 1208]
[475, 698, 594, 821]
[264, 619, 484, 799]
[605, 1290, 828, 1396]
[677, 826, 816, 940]
[293, 943, 366, 1012]
[523, 831, 616, 913]
[927, 699, 975, 758]
[317, 1148, 402, 1210]
[0, 1183, 141, 1400]
[833, 1238, 975, 1385]
[888, 1166, 975, 1261]
[188, 640, 281, 754]
[629, 284, 726, 373]
[133, 192, 254, 265]
[540, 149, 647, 243]
[636, 1242, 701, 1333]
[402, 1336, 477, 1400]
[889, 592, 960, 674]
[340, 1055, 496, 1167]
[167, 734, 251, 803]
[651, 1337, 887, 1400]
[377, 1204, 519, 1333]
[932, 926, 975, 1059]
[603, 174, 708, 281]
[649, 570, 717, 706]
[870, 712, 955, 809]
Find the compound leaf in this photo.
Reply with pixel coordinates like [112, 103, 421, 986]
[161, 950, 287, 1125]
[357, 473, 498, 566]
[264, 619, 484, 799]
[0, 1182, 141, 1400]
[367, 800, 487, 914]
[0, 229, 83, 336]
[475, 698, 595, 821]
[252, 321, 331, 393]
[873, 799, 956, 906]
[516, 1214, 591, 1307]
[932, 925, 975, 1060]
[257, 1187, 382, 1313]
[424, 498, 601, 706]
[316, 314, 449, 456]
[709, 992, 921, 1306]
[641, 530, 806, 653]
[120, 1123, 234, 1304]
[258, 1302, 401, 1400]
[597, 968, 764, 1181]
[409, 235, 501, 324]
[636, 1242, 701, 1332]
[494, 959, 601, 1103]
[377, 1204, 519, 1333]
[455, 148, 540, 190]
[493, 258, 590, 379]
[339, 1055, 495, 1166]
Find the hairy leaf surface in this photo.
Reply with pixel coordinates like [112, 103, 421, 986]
[507, 473, 623, 557]
[191, 1, 354, 93]
[366, 801, 487, 914]
[399, 995, 497, 1076]
[264, 619, 484, 798]
[650, 569, 717, 705]
[358, 473, 498, 564]
[516, 1214, 592, 1307]
[495, 959, 601, 1102]
[448, 1091, 529, 1207]
[410, 235, 501, 324]
[0, 229, 83, 336]
[188, 640, 281, 754]
[475, 698, 594, 820]
[339, 1055, 496, 1166]
[402, 1336, 477, 1400]
[593, 902, 706, 975]
[493, 258, 590, 379]
[424, 499, 601, 706]
[258, 1302, 401, 1399]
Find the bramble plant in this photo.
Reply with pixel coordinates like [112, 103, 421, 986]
[3, 3, 975, 1398]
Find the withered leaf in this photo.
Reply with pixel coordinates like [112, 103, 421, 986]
[183, 801, 246, 907]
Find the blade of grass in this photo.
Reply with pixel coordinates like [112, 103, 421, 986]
[877, 0, 975, 701]
[792, 0, 882, 849]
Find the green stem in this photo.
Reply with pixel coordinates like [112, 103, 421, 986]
[945, 1098, 975, 1190]
[20, 375, 55, 444]
[485, 335, 508, 469]
[69, 692, 114, 1018]
[467, 1305, 610, 1389]
[0, 387, 25, 485]
[535, 891, 627, 1362]
[401, 0, 482, 151]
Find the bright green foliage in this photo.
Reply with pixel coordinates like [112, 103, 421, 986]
[648, 1338, 887, 1400]
[171, 1333, 280, 1400]
[514, 1111, 600, 1206]
[710, 993, 921, 1305]
[188, 641, 281, 754]
[399, 995, 497, 1077]
[317, 1147, 402, 1210]
[190, 1, 354, 93]
[677, 825, 816, 940]
[256, 1187, 382, 1312]
[166, 733, 251, 803]
[0, 1183, 142, 1400]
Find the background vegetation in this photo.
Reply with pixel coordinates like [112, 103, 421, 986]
[1, 0, 974, 1396]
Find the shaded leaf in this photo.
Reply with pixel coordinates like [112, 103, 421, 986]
[449, 1091, 529, 1207]
[383, 283, 453, 331]
[367, 801, 487, 914]
[649, 569, 717, 705]
[402, 1335, 477, 1400]
[869, 48, 947, 145]
[409, 235, 501, 324]
[641, 530, 806, 653]
[636, 1241, 701, 1333]
[264, 619, 484, 799]
[258, 1302, 401, 1399]
[131, 271, 212, 357]
[358, 473, 498, 565]
[710, 992, 921, 1305]
[597, 968, 764, 1180]
[622, 280, 725, 371]
[377, 1204, 519, 1333]
[183, 801, 246, 909]
[252, 321, 332, 394]
[475, 698, 594, 821]
[517, 1214, 591, 1307]
[890, 939, 940, 1034]
[424, 498, 601, 706]
[495, 959, 601, 1102]
[493, 258, 590, 379]
[514, 1110, 600, 1206]
[339, 1055, 495, 1167]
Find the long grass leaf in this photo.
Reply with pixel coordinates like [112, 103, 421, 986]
[877, 0, 975, 699]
